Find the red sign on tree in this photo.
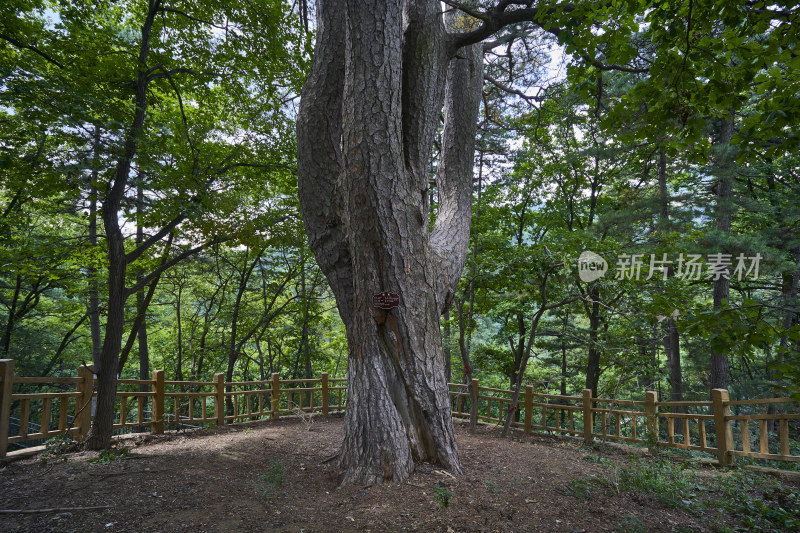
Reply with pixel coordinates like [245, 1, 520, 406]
[372, 292, 400, 310]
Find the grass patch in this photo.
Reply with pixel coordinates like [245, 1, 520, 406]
[609, 457, 800, 530]
[615, 513, 646, 533]
[617, 458, 696, 509]
[257, 459, 285, 497]
[88, 447, 129, 465]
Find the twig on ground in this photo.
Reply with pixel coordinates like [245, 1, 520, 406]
[0, 505, 112, 514]
[320, 453, 339, 464]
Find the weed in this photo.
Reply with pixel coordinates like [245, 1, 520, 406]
[41, 434, 77, 462]
[484, 480, 503, 494]
[615, 458, 800, 531]
[257, 459, 285, 497]
[290, 402, 315, 431]
[616, 458, 695, 509]
[433, 483, 453, 508]
[558, 477, 595, 499]
[583, 454, 614, 467]
[615, 513, 645, 533]
[88, 447, 129, 465]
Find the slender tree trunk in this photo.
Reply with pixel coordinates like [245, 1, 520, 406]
[1, 275, 21, 355]
[443, 309, 451, 384]
[456, 299, 477, 433]
[657, 146, 683, 407]
[88, 148, 102, 367]
[299, 256, 313, 406]
[225, 248, 262, 414]
[560, 312, 569, 426]
[136, 185, 150, 417]
[585, 287, 602, 396]
[665, 319, 682, 400]
[710, 114, 735, 391]
[85, 1, 160, 450]
[175, 284, 183, 382]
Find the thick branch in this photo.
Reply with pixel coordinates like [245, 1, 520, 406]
[430, 43, 484, 314]
[125, 214, 186, 264]
[401, 0, 448, 188]
[296, 0, 352, 314]
[484, 73, 541, 103]
[146, 67, 223, 81]
[0, 32, 64, 68]
[157, 7, 226, 29]
[448, 1, 647, 74]
[125, 236, 226, 297]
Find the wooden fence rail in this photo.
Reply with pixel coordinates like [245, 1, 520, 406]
[2, 359, 798, 467]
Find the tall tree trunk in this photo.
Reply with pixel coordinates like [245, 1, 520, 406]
[509, 313, 525, 390]
[85, 0, 160, 450]
[1, 275, 21, 355]
[560, 312, 569, 426]
[585, 287, 602, 396]
[657, 146, 683, 408]
[456, 298, 477, 433]
[710, 114, 735, 391]
[175, 284, 183, 382]
[297, 1, 482, 484]
[88, 140, 102, 367]
[225, 248, 263, 414]
[443, 309, 451, 384]
[136, 185, 150, 416]
[300, 258, 314, 406]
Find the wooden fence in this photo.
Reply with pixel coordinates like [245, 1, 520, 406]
[2, 359, 798, 467]
[449, 379, 799, 466]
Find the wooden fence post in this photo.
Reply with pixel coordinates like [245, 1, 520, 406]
[582, 389, 593, 445]
[321, 373, 329, 415]
[152, 370, 164, 434]
[645, 390, 659, 454]
[524, 385, 533, 434]
[214, 373, 225, 427]
[0, 359, 14, 459]
[712, 388, 733, 466]
[75, 365, 94, 441]
[271, 373, 280, 419]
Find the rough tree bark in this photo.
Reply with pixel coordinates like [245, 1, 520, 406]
[710, 114, 735, 391]
[657, 147, 683, 408]
[297, 0, 482, 484]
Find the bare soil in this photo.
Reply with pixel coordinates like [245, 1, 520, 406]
[1, 415, 796, 532]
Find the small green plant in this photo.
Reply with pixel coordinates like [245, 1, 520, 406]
[257, 460, 285, 497]
[729, 480, 800, 531]
[88, 447, 129, 465]
[583, 454, 613, 467]
[41, 433, 76, 461]
[433, 483, 454, 508]
[615, 513, 646, 533]
[559, 477, 594, 499]
[484, 480, 503, 494]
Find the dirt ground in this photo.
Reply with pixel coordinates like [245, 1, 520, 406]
[1, 415, 797, 532]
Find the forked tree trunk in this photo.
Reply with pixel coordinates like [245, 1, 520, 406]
[297, 0, 482, 485]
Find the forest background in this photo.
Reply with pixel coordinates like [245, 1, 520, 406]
[1, 0, 798, 431]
